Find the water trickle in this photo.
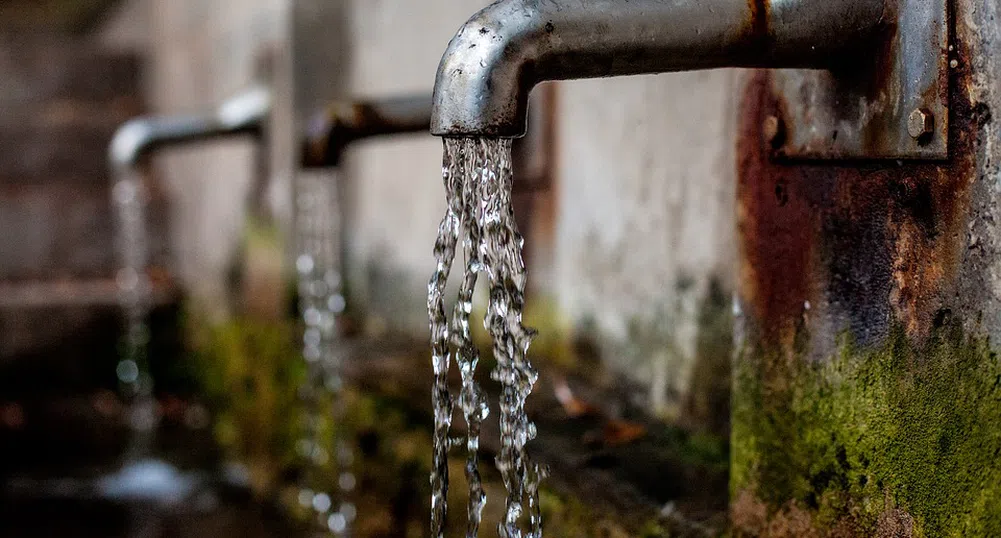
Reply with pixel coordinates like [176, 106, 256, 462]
[429, 138, 545, 538]
[112, 169, 157, 458]
[112, 167, 166, 537]
[294, 170, 355, 536]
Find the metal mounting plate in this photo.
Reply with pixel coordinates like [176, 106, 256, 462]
[771, 0, 949, 161]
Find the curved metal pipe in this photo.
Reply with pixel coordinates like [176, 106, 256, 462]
[301, 95, 433, 168]
[109, 84, 272, 170]
[431, 0, 887, 137]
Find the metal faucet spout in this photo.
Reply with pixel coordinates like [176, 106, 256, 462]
[301, 95, 433, 168]
[109, 84, 272, 170]
[431, 0, 886, 137]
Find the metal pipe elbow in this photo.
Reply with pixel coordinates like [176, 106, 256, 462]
[108, 118, 163, 171]
[430, 0, 540, 138]
[430, 0, 887, 138]
[108, 84, 272, 170]
[302, 95, 434, 168]
[215, 84, 272, 134]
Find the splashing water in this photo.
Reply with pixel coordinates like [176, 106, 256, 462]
[294, 170, 355, 536]
[429, 138, 545, 538]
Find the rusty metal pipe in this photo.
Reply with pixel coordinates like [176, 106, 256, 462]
[109, 84, 272, 170]
[301, 95, 433, 168]
[431, 0, 886, 137]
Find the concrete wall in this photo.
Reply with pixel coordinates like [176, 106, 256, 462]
[555, 73, 739, 420]
[339, 0, 490, 331]
[336, 1, 739, 420]
[128, 0, 740, 424]
[144, 0, 289, 315]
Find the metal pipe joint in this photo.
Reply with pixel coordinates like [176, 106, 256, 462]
[431, 0, 887, 138]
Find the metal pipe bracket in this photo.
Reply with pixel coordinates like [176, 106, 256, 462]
[770, 0, 949, 160]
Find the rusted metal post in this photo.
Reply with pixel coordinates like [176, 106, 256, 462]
[731, 1, 1001, 535]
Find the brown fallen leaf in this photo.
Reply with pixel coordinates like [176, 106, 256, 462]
[582, 419, 647, 447]
[601, 419, 647, 446]
[552, 376, 600, 418]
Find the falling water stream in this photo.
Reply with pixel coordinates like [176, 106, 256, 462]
[113, 164, 357, 538]
[294, 170, 356, 536]
[111, 169, 158, 461]
[111, 168, 167, 538]
[429, 138, 545, 538]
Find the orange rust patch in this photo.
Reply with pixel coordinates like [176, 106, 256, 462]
[736, 72, 818, 351]
[737, 60, 979, 351]
[745, 0, 772, 54]
[748, 0, 770, 38]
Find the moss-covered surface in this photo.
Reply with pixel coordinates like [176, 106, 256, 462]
[184, 308, 734, 536]
[187, 314, 307, 494]
[732, 322, 1001, 537]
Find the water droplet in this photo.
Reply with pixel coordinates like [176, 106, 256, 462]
[327, 513, 347, 533]
[341, 502, 357, 521]
[304, 327, 322, 347]
[116, 360, 140, 384]
[116, 267, 140, 293]
[328, 294, 346, 313]
[293, 172, 355, 535]
[297, 254, 315, 274]
[112, 180, 140, 205]
[338, 472, 356, 491]
[311, 446, 329, 465]
[312, 492, 332, 513]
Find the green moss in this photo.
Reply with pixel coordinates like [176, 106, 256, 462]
[733, 323, 1001, 536]
[186, 313, 306, 492]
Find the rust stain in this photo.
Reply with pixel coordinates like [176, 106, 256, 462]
[737, 41, 980, 351]
[748, 0, 770, 38]
[301, 108, 339, 168]
[745, 0, 771, 54]
[737, 72, 818, 351]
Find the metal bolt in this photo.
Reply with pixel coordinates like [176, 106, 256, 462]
[763, 115, 784, 147]
[908, 108, 935, 141]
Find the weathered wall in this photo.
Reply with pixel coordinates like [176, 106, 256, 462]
[0, 33, 147, 363]
[128, 0, 740, 427]
[555, 73, 739, 424]
[337, 2, 739, 424]
[337, 0, 491, 332]
[730, 1, 1001, 534]
[145, 0, 289, 315]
